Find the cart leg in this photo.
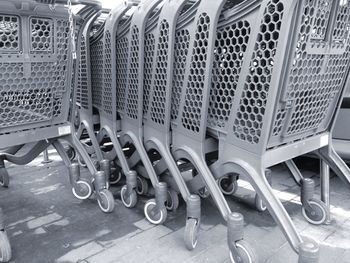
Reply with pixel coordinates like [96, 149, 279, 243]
[320, 160, 331, 224]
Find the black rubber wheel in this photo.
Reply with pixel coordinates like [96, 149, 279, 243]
[144, 199, 167, 225]
[72, 180, 93, 200]
[230, 240, 258, 263]
[120, 185, 137, 208]
[165, 189, 179, 211]
[136, 176, 149, 195]
[184, 218, 199, 250]
[98, 189, 115, 213]
[218, 176, 238, 195]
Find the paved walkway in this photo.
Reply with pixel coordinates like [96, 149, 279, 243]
[1, 150, 350, 263]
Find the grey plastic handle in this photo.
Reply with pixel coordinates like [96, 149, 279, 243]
[35, 0, 102, 8]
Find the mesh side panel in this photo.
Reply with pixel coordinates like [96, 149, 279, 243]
[181, 14, 211, 133]
[77, 35, 89, 109]
[233, 0, 284, 144]
[143, 33, 156, 116]
[171, 29, 190, 121]
[207, 20, 251, 132]
[281, 0, 350, 136]
[311, 0, 332, 41]
[90, 40, 103, 109]
[116, 36, 128, 112]
[126, 25, 139, 119]
[30, 17, 53, 53]
[0, 15, 19, 52]
[103, 31, 112, 116]
[150, 20, 169, 125]
[332, 1, 350, 47]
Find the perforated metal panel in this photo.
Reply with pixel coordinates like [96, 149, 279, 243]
[171, 28, 190, 122]
[0, 15, 20, 51]
[116, 36, 128, 113]
[270, 0, 350, 142]
[0, 14, 70, 131]
[76, 35, 89, 109]
[143, 33, 156, 116]
[103, 30, 113, 116]
[181, 14, 211, 133]
[30, 17, 53, 52]
[126, 25, 140, 119]
[207, 20, 251, 133]
[90, 39, 103, 109]
[149, 20, 169, 125]
[233, 0, 284, 144]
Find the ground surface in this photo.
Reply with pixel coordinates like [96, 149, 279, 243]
[1, 150, 350, 263]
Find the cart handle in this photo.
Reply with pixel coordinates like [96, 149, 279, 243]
[35, 0, 102, 8]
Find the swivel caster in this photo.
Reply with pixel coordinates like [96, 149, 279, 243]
[0, 167, 9, 188]
[254, 195, 267, 212]
[97, 189, 115, 213]
[198, 187, 210, 198]
[184, 218, 199, 250]
[65, 146, 76, 161]
[218, 175, 238, 195]
[144, 199, 167, 225]
[109, 165, 122, 185]
[298, 240, 319, 263]
[136, 175, 149, 195]
[230, 240, 257, 263]
[72, 180, 93, 200]
[121, 185, 137, 208]
[301, 178, 328, 225]
[165, 189, 179, 211]
[77, 155, 87, 168]
[301, 199, 328, 225]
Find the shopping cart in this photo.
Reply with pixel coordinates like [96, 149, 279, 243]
[0, 208, 11, 263]
[0, 0, 115, 213]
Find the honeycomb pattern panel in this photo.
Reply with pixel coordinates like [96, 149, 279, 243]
[150, 20, 169, 125]
[207, 20, 251, 132]
[126, 25, 140, 119]
[281, 0, 350, 136]
[0, 62, 53, 128]
[233, 0, 284, 144]
[181, 13, 211, 133]
[31, 17, 53, 52]
[55, 20, 70, 94]
[332, 1, 350, 47]
[272, 108, 286, 136]
[90, 39, 104, 109]
[0, 15, 20, 51]
[77, 35, 89, 109]
[103, 31, 113, 116]
[171, 29, 190, 122]
[116, 36, 128, 113]
[311, 0, 332, 41]
[143, 33, 155, 117]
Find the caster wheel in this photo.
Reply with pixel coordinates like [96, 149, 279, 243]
[98, 189, 115, 213]
[230, 240, 257, 263]
[218, 176, 238, 195]
[109, 168, 122, 185]
[166, 189, 179, 211]
[65, 147, 76, 161]
[120, 185, 137, 208]
[0, 168, 9, 188]
[72, 180, 93, 200]
[255, 194, 267, 212]
[77, 155, 87, 168]
[198, 187, 210, 198]
[0, 231, 11, 262]
[301, 199, 328, 225]
[184, 218, 199, 250]
[136, 176, 149, 195]
[144, 199, 167, 225]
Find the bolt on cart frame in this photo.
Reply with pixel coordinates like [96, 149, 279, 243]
[0, 0, 115, 213]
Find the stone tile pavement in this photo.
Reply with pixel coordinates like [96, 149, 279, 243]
[1, 150, 350, 263]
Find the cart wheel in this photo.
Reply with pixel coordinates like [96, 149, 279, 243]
[0, 231, 11, 263]
[97, 189, 115, 213]
[77, 155, 87, 168]
[136, 176, 149, 195]
[66, 147, 76, 161]
[184, 218, 199, 250]
[218, 176, 238, 195]
[198, 187, 210, 198]
[165, 189, 179, 211]
[0, 168, 9, 188]
[301, 199, 327, 225]
[230, 240, 257, 263]
[109, 168, 122, 185]
[72, 180, 93, 200]
[144, 199, 167, 225]
[120, 185, 137, 208]
[254, 194, 267, 212]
